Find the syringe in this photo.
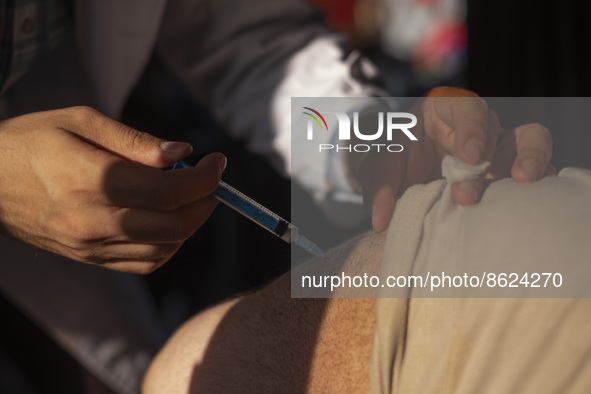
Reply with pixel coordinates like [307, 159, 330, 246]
[172, 160, 323, 256]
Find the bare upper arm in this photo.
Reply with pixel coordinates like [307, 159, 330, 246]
[143, 231, 386, 393]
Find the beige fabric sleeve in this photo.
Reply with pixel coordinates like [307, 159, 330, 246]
[369, 157, 591, 393]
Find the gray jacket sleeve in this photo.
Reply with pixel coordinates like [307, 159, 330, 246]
[156, 0, 331, 167]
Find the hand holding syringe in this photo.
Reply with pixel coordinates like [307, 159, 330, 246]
[173, 160, 323, 256]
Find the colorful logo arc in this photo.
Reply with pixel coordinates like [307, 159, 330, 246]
[302, 107, 328, 131]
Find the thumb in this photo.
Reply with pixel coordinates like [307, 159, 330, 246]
[61, 106, 192, 167]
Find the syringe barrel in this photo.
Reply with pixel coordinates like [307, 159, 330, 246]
[172, 160, 296, 243]
[214, 181, 293, 242]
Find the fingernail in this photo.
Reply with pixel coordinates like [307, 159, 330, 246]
[161, 141, 193, 155]
[464, 138, 482, 164]
[457, 181, 478, 204]
[218, 154, 227, 175]
[520, 159, 539, 180]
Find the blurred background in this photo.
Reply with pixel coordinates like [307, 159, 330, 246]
[1, 0, 591, 392]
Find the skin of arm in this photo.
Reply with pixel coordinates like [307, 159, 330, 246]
[143, 231, 388, 394]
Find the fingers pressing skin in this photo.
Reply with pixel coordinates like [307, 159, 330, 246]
[421, 90, 554, 205]
[359, 88, 555, 234]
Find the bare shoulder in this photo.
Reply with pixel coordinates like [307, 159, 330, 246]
[144, 231, 386, 393]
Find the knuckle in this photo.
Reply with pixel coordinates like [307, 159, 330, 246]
[123, 126, 144, 149]
[65, 106, 103, 137]
[463, 117, 488, 134]
[60, 215, 103, 245]
[120, 126, 154, 152]
[70, 106, 100, 124]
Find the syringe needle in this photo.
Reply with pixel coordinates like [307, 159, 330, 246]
[295, 235, 324, 257]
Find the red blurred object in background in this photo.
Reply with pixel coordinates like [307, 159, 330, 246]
[306, 0, 357, 36]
